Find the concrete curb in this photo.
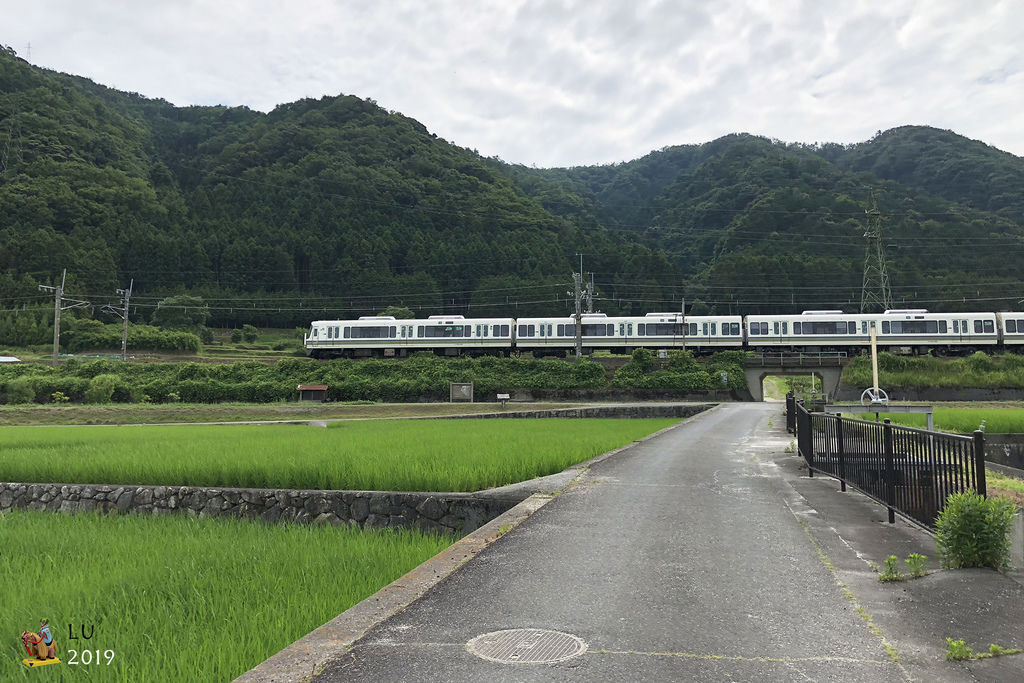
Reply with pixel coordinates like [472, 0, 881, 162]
[234, 493, 554, 683]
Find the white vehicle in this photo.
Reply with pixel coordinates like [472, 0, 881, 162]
[305, 315, 513, 358]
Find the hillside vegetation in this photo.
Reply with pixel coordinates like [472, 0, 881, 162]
[3, 45, 1024, 352]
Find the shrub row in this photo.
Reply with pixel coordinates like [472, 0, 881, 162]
[0, 351, 747, 404]
[0, 354, 606, 404]
[610, 349, 748, 392]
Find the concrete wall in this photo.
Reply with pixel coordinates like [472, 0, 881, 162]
[983, 435, 1024, 470]
[833, 386, 1024, 402]
[0, 483, 520, 536]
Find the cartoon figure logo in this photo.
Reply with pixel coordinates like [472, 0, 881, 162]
[21, 618, 60, 668]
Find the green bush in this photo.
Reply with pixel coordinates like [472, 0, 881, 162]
[84, 373, 120, 404]
[6, 376, 36, 404]
[935, 491, 1017, 572]
[230, 329, 243, 343]
[242, 324, 259, 342]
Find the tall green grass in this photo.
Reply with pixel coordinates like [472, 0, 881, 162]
[865, 408, 1024, 434]
[0, 510, 450, 681]
[0, 419, 677, 491]
[843, 352, 1024, 389]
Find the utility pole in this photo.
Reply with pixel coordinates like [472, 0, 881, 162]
[103, 279, 133, 362]
[584, 275, 594, 314]
[38, 269, 89, 366]
[571, 271, 583, 359]
[681, 296, 686, 353]
[860, 191, 893, 313]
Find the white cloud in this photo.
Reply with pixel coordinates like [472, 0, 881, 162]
[3, 0, 1022, 165]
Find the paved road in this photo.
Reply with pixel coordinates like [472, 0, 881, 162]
[314, 403, 1024, 681]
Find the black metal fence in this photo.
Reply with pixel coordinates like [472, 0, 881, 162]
[789, 400, 986, 530]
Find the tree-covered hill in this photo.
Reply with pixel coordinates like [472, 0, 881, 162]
[2, 44, 1024, 352]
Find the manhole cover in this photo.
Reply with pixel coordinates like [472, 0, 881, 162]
[466, 628, 587, 664]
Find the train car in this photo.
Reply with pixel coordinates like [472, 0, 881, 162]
[305, 315, 514, 358]
[746, 309, 1000, 355]
[513, 312, 744, 356]
[997, 312, 1024, 350]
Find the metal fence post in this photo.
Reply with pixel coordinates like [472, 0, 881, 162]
[973, 430, 987, 497]
[836, 413, 846, 492]
[786, 392, 795, 434]
[883, 419, 895, 524]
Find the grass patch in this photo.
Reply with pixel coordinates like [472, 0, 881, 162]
[0, 418, 677, 491]
[0, 510, 450, 681]
[853, 408, 1024, 434]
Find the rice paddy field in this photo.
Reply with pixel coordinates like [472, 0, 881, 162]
[857, 408, 1024, 434]
[0, 418, 678, 491]
[0, 510, 451, 681]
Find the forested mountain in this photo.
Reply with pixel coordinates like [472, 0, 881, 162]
[2, 44, 1024, 347]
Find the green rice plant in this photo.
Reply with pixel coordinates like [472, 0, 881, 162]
[0, 510, 450, 681]
[935, 491, 1017, 572]
[0, 418, 677, 492]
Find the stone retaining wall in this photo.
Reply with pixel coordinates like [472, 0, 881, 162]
[0, 483, 520, 536]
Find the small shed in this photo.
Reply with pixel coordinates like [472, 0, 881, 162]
[297, 384, 328, 402]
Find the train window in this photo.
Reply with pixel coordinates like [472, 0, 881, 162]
[961, 320, 967, 334]
[974, 320, 982, 334]
[984, 320, 994, 333]
[861, 322, 867, 334]
[564, 324, 576, 336]
[638, 324, 646, 335]
[619, 323, 625, 336]
[793, 322, 801, 334]
[582, 324, 605, 336]
[881, 321, 890, 334]
[782, 322, 788, 334]
[688, 323, 697, 336]
[953, 320, 959, 333]
[548, 325, 553, 336]
[938, 321, 947, 333]
[390, 326, 396, 337]
[312, 328, 318, 338]
[711, 323, 717, 335]
[475, 325, 480, 336]
[628, 323, 633, 335]
[749, 323, 758, 335]
[731, 323, 741, 335]
[701, 323, 707, 335]
[758, 322, 767, 335]
[401, 327, 406, 338]
[417, 327, 424, 338]
[890, 321, 938, 334]
[607, 324, 614, 335]
[1007, 320, 1018, 333]
[539, 324, 545, 337]
[557, 324, 564, 336]
[484, 325, 488, 337]
[327, 327, 333, 339]
[848, 322, 856, 334]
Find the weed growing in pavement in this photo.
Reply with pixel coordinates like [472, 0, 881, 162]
[879, 555, 906, 582]
[905, 553, 928, 578]
[945, 638, 1022, 661]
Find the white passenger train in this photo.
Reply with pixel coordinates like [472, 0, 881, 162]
[304, 310, 1024, 359]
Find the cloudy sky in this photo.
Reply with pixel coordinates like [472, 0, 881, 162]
[4, 0, 1021, 166]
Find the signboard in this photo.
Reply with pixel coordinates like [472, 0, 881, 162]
[450, 382, 474, 402]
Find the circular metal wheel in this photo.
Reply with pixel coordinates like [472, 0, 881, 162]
[860, 387, 889, 407]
